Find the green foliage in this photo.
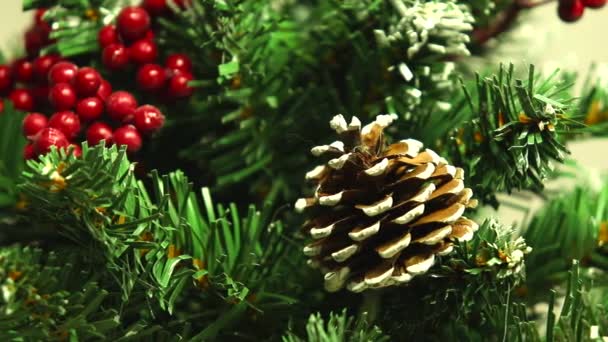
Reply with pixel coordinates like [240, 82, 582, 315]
[163, 0, 478, 203]
[8, 144, 303, 339]
[449, 64, 581, 206]
[449, 219, 530, 282]
[439, 261, 608, 341]
[576, 65, 608, 134]
[0, 244, 206, 341]
[374, 219, 531, 340]
[282, 309, 389, 342]
[544, 261, 607, 342]
[0, 246, 120, 340]
[523, 179, 608, 302]
[18, 143, 141, 250]
[0, 105, 27, 210]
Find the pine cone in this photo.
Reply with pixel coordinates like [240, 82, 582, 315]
[295, 114, 478, 292]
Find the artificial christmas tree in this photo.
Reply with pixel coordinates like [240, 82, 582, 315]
[0, 0, 607, 341]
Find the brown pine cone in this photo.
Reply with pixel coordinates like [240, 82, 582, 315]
[295, 114, 478, 292]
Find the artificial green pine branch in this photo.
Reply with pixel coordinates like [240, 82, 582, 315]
[0, 245, 121, 340]
[0, 244, 202, 340]
[164, 0, 478, 202]
[366, 219, 531, 340]
[282, 309, 389, 342]
[574, 64, 608, 134]
[439, 261, 608, 341]
[377, 221, 604, 341]
[0, 104, 27, 212]
[522, 178, 608, 303]
[17, 144, 140, 249]
[8, 144, 305, 339]
[545, 261, 607, 341]
[449, 64, 581, 206]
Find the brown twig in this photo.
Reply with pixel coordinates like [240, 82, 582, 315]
[472, 0, 557, 46]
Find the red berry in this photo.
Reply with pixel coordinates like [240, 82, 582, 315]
[48, 111, 81, 139]
[98, 25, 119, 48]
[49, 83, 77, 110]
[113, 125, 142, 153]
[117, 6, 151, 41]
[144, 30, 155, 41]
[34, 127, 69, 154]
[136, 64, 166, 91]
[48, 61, 79, 85]
[165, 53, 192, 73]
[24, 143, 37, 160]
[102, 44, 130, 70]
[106, 91, 138, 122]
[13, 59, 34, 83]
[69, 144, 82, 157]
[23, 112, 48, 137]
[134, 105, 165, 134]
[76, 97, 104, 122]
[0, 99, 4, 113]
[33, 55, 59, 82]
[86, 122, 113, 146]
[74, 67, 102, 96]
[96, 79, 113, 101]
[143, 0, 168, 16]
[129, 39, 158, 65]
[0, 65, 13, 94]
[167, 72, 194, 98]
[559, 0, 585, 22]
[10, 89, 35, 111]
[583, 0, 606, 7]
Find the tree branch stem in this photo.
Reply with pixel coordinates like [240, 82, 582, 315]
[473, 0, 556, 45]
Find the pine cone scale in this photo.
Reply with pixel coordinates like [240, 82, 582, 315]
[412, 202, 466, 226]
[413, 225, 452, 245]
[346, 219, 381, 240]
[375, 232, 412, 258]
[389, 203, 426, 224]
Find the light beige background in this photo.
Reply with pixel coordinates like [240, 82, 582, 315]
[1, 1, 607, 224]
[1, 2, 607, 61]
[0, 1, 31, 59]
[2, 1, 608, 64]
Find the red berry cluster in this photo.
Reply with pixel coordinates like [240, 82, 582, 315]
[0, 9, 56, 113]
[21, 62, 165, 160]
[99, 6, 194, 99]
[0, 56, 61, 113]
[558, 0, 606, 22]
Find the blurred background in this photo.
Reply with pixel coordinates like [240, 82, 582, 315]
[1, 1, 607, 224]
[2, 2, 607, 68]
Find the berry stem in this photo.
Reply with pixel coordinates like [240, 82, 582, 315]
[518, 0, 556, 8]
[473, 0, 557, 46]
